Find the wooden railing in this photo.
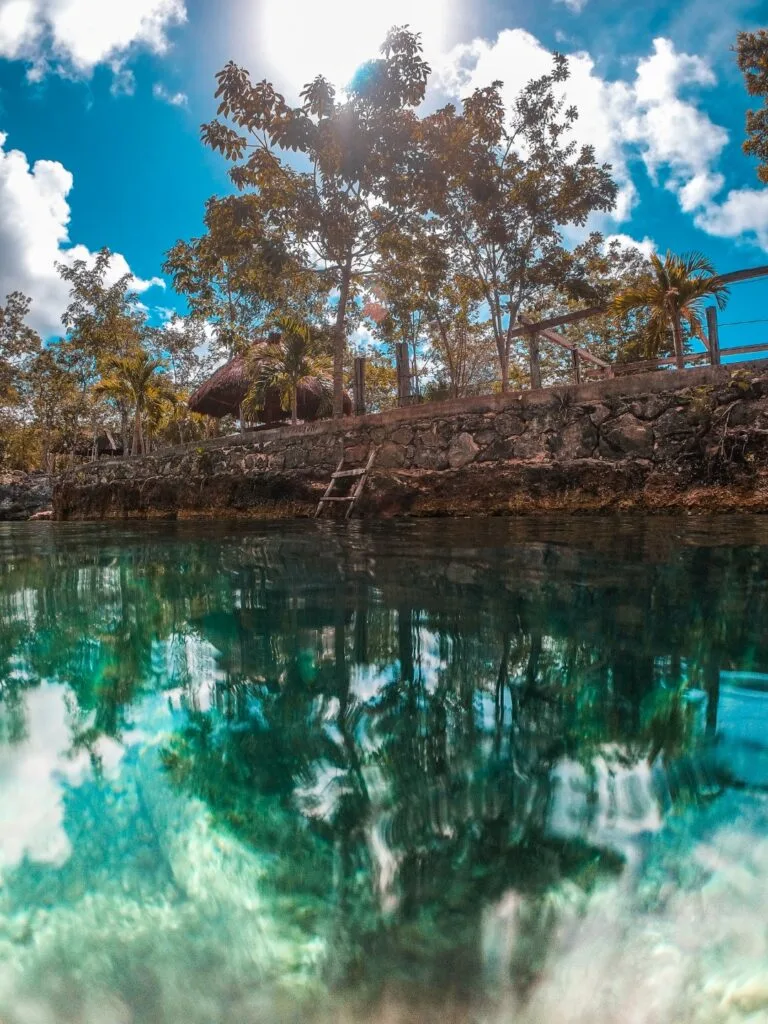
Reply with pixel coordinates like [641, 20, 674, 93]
[614, 343, 768, 377]
[350, 266, 768, 413]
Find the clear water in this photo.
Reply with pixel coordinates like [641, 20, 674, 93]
[2, 518, 768, 1024]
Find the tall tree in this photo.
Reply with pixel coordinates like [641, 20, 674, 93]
[57, 250, 144, 363]
[201, 26, 430, 417]
[0, 292, 41, 409]
[417, 55, 617, 390]
[56, 250, 150, 455]
[612, 251, 729, 368]
[736, 29, 768, 183]
[0, 293, 42, 470]
[363, 224, 450, 398]
[515, 236, 653, 383]
[27, 348, 84, 471]
[164, 195, 305, 360]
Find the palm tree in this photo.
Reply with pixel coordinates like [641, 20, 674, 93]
[96, 349, 175, 455]
[93, 372, 132, 457]
[243, 317, 332, 426]
[612, 251, 729, 369]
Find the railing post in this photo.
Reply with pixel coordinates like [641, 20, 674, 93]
[706, 306, 721, 366]
[529, 331, 542, 390]
[353, 356, 366, 416]
[571, 347, 581, 385]
[396, 342, 411, 407]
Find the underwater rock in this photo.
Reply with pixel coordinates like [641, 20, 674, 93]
[722, 975, 768, 1014]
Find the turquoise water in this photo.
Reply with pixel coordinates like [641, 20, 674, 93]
[1, 518, 768, 1023]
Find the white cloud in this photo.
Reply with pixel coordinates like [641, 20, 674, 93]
[258, 0, 453, 97]
[677, 171, 725, 214]
[433, 29, 640, 224]
[0, 0, 186, 82]
[554, 0, 589, 12]
[694, 189, 768, 251]
[0, 684, 122, 874]
[633, 37, 714, 104]
[435, 30, 768, 252]
[0, 132, 163, 337]
[153, 81, 188, 107]
[605, 233, 657, 258]
[351, 325, 375, 354]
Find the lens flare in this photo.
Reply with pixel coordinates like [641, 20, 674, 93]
[258, 0, 453, 95]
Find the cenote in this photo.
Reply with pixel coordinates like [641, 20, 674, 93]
[2, 517, 768, 1024]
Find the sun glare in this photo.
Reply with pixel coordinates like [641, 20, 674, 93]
[258, 0, 453, 95]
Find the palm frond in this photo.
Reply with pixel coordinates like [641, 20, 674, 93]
[674, 251, 717, 278]
[612, 288, 651, 316]
[613, 248, 729, 358]
[681, 309, 706, 343]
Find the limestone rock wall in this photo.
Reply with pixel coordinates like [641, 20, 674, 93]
[0, 473, 52, 521]
[54, 363, 768, 519]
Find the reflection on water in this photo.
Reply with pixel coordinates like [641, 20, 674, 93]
[1, 517, 768, 1022]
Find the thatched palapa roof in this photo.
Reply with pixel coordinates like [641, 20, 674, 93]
[187, 341, 352, 422]
[187, 351, 252, 418]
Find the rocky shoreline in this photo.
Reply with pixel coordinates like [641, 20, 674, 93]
[0, 473, 52, 521]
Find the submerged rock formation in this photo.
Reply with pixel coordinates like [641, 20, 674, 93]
[54, 362, 768, 520]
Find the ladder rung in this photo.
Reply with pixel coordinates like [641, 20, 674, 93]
[320, 496, 355, 502]
[333, 468, 366, 479]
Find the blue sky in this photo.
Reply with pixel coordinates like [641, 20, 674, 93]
[0, 0, 766, 352]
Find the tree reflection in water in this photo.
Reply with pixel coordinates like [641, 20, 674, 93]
[2, 517, 768, 1012]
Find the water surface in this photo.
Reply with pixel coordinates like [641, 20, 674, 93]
[2, 517, 768, 1023]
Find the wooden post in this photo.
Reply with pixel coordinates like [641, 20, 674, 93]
[396, 342, 411, 407]
[706, 306, 721, 366]
[529, 332, 542, 390]
[353, 356, 366, 416]
[571, 348, 581, 384]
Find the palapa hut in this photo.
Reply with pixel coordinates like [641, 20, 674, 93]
[187, 341, 352, 424]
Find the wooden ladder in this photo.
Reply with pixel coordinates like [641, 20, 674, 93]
[315, 447, 377, 520]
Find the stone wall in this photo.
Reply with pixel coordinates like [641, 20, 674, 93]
[54, 361, 768, 520]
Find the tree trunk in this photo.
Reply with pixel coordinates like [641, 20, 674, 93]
[291, 388, 298, 425]
[43, 428, 52, 474]
[529, 332, 542, 390]
[132, 406, 142, 456]
[671, 307, 685, 370]
[500, 350, 510, 392]
[410, 338, 420, 400]
[120, 407, 130, 459]
[333, 254, 353, 419]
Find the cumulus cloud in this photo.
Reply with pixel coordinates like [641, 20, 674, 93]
[432, 30, 640, 227]
[605, 233, 657, 259]
[434, 30, 768, 251]
[694, 189, 768, 251]
[153, 82, 188, 107]
[0, 684, 123, 873]
[0, 132, 163, 337]
[0, 0, 186, 83]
